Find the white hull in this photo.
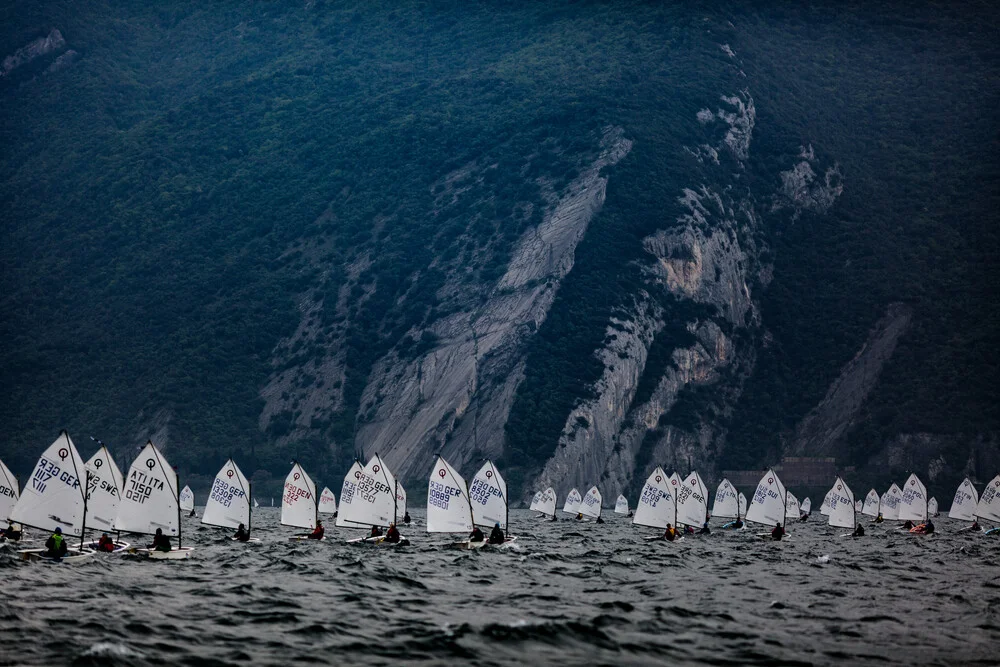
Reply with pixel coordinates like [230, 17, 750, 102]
[287, 535, 326, 542]
[133, 546, 195, 559]
[347, 534, 410, 547]
[84, 541, 131, 554]
[644, 535, 685, 542]
[231, 537, 263, 543]
[19, 548, 95, 563]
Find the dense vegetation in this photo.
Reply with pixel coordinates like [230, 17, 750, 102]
[1, 1, 996, 501]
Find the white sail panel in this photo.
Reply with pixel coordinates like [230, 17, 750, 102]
[676, 472, 708, 527]
[827, 478, 855, 530]
[426, 456, 473, 533]
[800, 497, 812, 514]
[580, 486, 602, 519]
[632, 467, 676, 529]
[201, 459, 251, 530]
[396, 484, 407, 520]
[179, 486, 195, 512]
[113, 441, 180, 537]
[738, 492, 747, 518]
[948, 478, 979, 521]
[861, 489, 880, 517]
[531, 487, 557, 517]
[746, 469, 787, 527]
[529, 491, 544, 511]
[881, 483, 902, 520]
[785, 492, 800, 519]
[318, 487, 338, 515]
[898, 473, 928, 522]
[928, 497, 938, 516]
[280, 463, 317, 530]
[10, 432, 87, 536]
[562, 488, 582, 515]
[975, 475, 1000, 523]
[339, 455, 397, 528]
[0, 457, 19, 522]
[820, 489, 833, 516]
[336, 461, 365, 528]
[470, 461, 507, 529]
[84, 446, 124, 532]
[614, 494, 629, 515]
[711, 479, 739, 519]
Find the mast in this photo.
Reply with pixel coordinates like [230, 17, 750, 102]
[393, 479, 399, 525]
[175, 462, 182, 549]
[248, 479, 253, 537]
[80, 469, 90, 549]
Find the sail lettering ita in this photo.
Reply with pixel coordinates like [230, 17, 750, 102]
[114, 441, 192, 559]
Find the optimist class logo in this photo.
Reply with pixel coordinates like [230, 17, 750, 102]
[58, 448, 68, 460]
[438, 469, 446, 478]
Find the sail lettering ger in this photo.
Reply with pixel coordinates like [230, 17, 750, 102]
[469, 478, 501, 506]
[211, 478, 245, 508]
[126, 469, 164, 504]
[428, 480, 461, 510]
[32, 456, 80, 494]
[356, 474, 391, 504]
[283, 481, 311, 505]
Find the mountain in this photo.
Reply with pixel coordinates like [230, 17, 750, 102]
[2, 1, 997, 503]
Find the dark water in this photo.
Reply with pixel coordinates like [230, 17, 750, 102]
[1, 509, 998, 666]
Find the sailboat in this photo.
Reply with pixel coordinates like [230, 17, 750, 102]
[202, 459, 255, 542]
[675, 472, 708, 529]
[469, 460, 515, 543]
[928, 497, 938, 517]
[711, 478, 739, 525]
[339, 454, 408, 545]
[253, 498, 260, 508]
[738, 492, 747, 521]
[881, 483, 903, 520]
[948, 477, 979, 523]
[800, 497, 812, 516]
[819, 488, 834, 516]
[746, 468, 788, 539]
[115, 441, 193, 559]
[179, 485, 195, 517]
[579, 486, 602, 521]
[0, 457, 20, 538]
[975, 475, 1000, 535]
[614, 494, 629, 515]
[282, 462, 321, 541]
[632, 466, 680, 541]
[318, 487, 338, 515]
[898, 473, 928, 528]
[427, 456, 481, 549]
[529, 487, 557, 520]
[82, 445, 130, 552]
[827, 477, 857, 537]
[11, 431, 95, 562]
[785, 492, 800, 522]
[396, 484, 408, 524]
[336, 460, 365, 529]
[861, 489, 880, 519]
[562, 488, 582, 516]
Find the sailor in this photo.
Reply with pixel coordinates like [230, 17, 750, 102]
[402, 512, 411, 524]
[664, 523, 677, 541]
[189, 508, 196, 518]
[308, 520, 324, 540]
[488, 523, 505, 545]
[853, 523, 865, 537]
[733, 517, 744, 529]
[369, 525, 383, 538]
[628, 511, 634, 518]
[771, 522, 784, 541]
[799, 512, 809, 522]
[970, 520, 981, 532]
[698, 521, 711, 535]
[924, 519, 935, 534]
[149, 528, 172, 552]
[97, 533, 116, 552]
[45, 527, 68, 558]
[1, 520, 22, 542]
[469, 526, 485, 542]
[233, 523, 250, 542]
[902, 520, 914, 530]
[576, 513, 584, 521]
[874, 513, 884, 524]
[384, 522, 401, 543]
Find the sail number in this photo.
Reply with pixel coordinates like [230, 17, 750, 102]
[31, 456, 80, 494]
[86, 474, 119, 499]
[428, 480, 461, 510]
[640, 485, 669, 507]
[340, 480, 356, 506]
[0, 484, 15, 499]
[126, 470, 165, 504]
[283, 481, 312, 505]
[469, 478, 501, 506]
[211, 478, 246, 507]
[355, 475, 391, 505]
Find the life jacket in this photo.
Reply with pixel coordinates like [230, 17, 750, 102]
[50, 534, 64, 551]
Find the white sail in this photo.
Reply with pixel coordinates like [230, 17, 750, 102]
[201, 459, 251, 530]
[562, 488, 582, 515]
[336, 460, 366, 528]
[711, 479, 739, 519]
[10, 432, 88, 536]
[426, 456, 473, 533]
[819, 489, 833, 516]
[975, 475, 1000, 523]
[785, 492, 800, 519]
[898, 473, 928, 522]
[827, 477, 856, 530]
[0, 457, 19, 522]
[318, 487, 338, 515]
[179, 486, 195, 512]
[84, 446, 124, 532]
[470, 461, 507, 529]
[928, 497, 938, 517]
[614, 494, 629, 515]
[855, 500, 862, 512]
[339, 455, 398, 528]
[738, 492, 747, 519]
[113, 441, 180, 537]
[676, 472, 708, 527]
[861, 489, 880, 517]
[530, 487, 557, 516]
[881, 483, 903, 520]
[800, 497, 812, 514]
[253, 498, 259, 508]
[632, 467, 676, 529]
[529, 491, 544, 511]
[580, 486, 602, 519]
[396, 484, 407, 519]
[746, 469, 787, 527]
[948, 478, 979, 521]
[280, 463, 317, 530]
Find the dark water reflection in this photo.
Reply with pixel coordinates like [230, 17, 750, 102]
[1, 509, 997, 665]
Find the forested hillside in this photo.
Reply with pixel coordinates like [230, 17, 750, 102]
[2, 1, 997, 502]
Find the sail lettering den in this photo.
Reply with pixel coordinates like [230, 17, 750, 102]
[126, 469, 164, 504]
[32, 456, 80, 494]
[469, 477, 502, 506]
[283, 481, 312, 505]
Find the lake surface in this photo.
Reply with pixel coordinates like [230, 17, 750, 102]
[1, 509, 997, 666]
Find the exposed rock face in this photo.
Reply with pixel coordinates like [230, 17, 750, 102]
[1, 29, 66, 77]
[791, 302, 912, 457]
[773, 145, 844, 218]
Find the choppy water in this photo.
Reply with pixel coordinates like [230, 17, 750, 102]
[1, 509, 998, 666]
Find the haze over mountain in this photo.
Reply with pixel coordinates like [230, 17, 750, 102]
[2, 1, 997, 502]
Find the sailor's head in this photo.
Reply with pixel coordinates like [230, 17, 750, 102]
[102, 532, 109, 538]
[316, 520, 322, 526]
[54, 527, 62, 535]
[155, 528, 163, 535]
[238, 523, 245, 530]
[495, 522, 500, 528]
[667, 523, 672, 528]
